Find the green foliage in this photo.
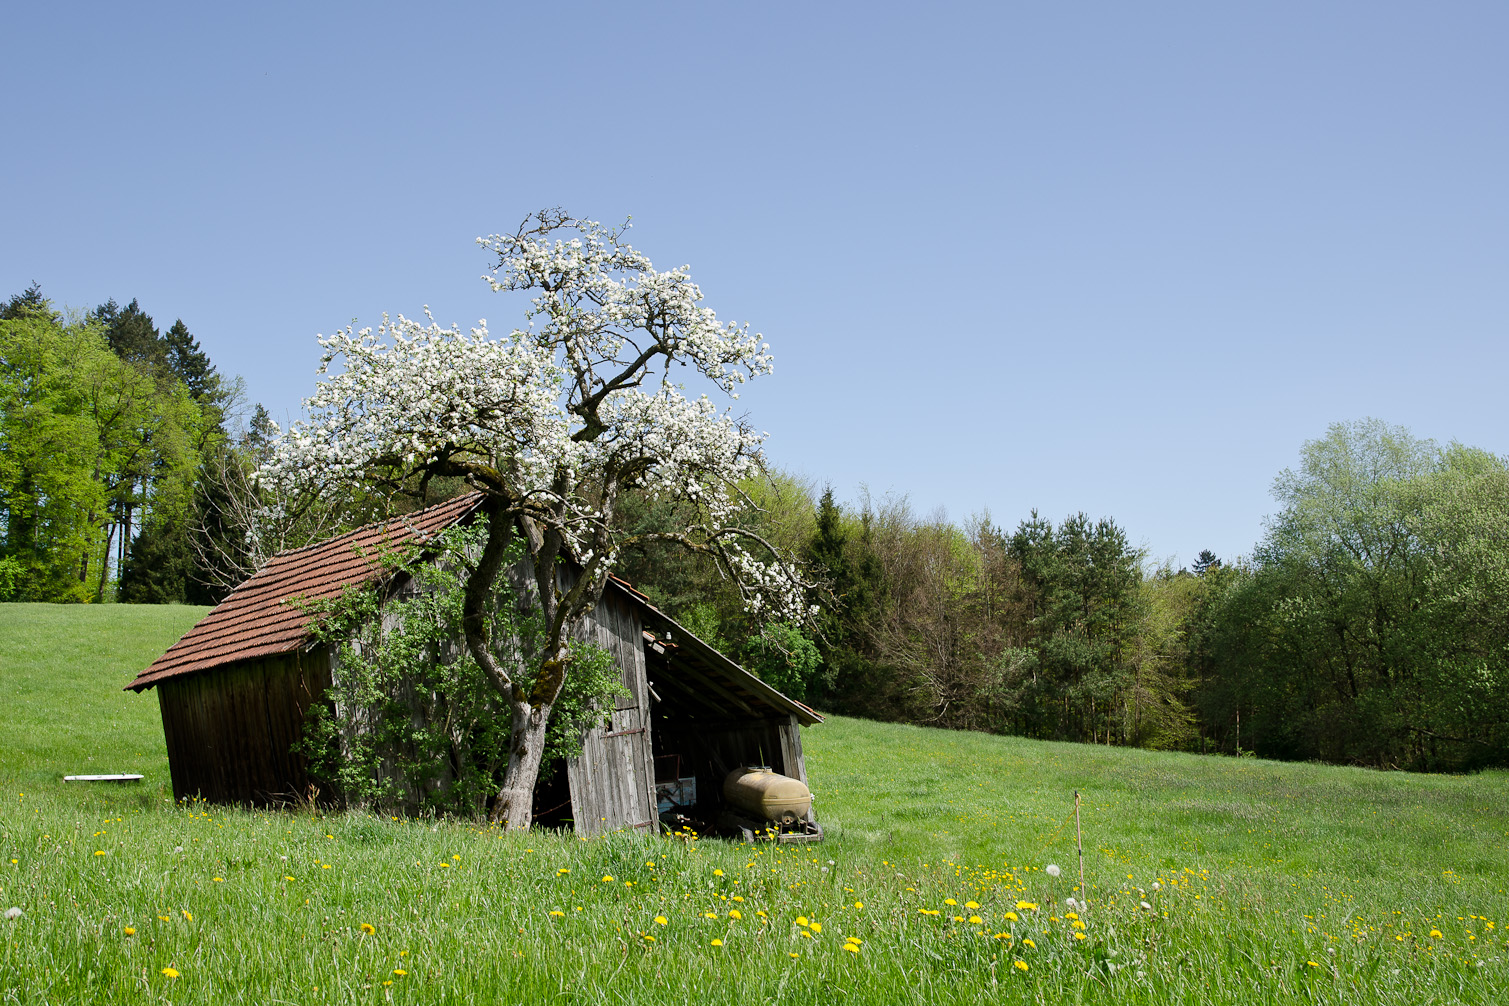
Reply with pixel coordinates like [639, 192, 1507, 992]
[0, 553, 21, 600]
[741, 622, 821, 700]
[1004, 511, 1144, 743]
[1200, 420, 1509, 769]
[676, 602, 728, 652]
[117, 519, 204, 605]
[297, 524, 624, 816]
[1, 287, 223, 602]
[805, 487, 885, 711]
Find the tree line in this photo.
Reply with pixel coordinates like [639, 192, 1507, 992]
[1, 285, 253, 603]
[613, 419, 1509, 773]
[5, 284, 1506, 771]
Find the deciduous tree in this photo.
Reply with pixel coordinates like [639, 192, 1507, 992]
[259, 211, 810, 827]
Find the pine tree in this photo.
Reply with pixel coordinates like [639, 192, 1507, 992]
[94, 298, 167, 370]
[1, 283, 51, 321]
[1192, 549, 1221, 575]
[164, 319, 221, 402]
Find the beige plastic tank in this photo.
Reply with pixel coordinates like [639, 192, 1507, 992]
[722, 767, 812, 824]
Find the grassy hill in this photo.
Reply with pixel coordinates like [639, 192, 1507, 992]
[1, 602, 210, 792]
[1, 602, 1506, 1004]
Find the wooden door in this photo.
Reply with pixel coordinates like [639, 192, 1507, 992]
[567, 590, 657, 835]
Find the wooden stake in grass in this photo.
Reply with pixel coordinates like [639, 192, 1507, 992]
[1074, 789, 1085, 909]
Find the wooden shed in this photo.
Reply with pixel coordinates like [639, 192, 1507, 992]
[126, 493, 822, 836]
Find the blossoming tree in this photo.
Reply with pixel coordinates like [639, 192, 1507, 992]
[258, 210, 810, 827]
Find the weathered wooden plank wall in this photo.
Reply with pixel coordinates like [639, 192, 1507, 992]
[566, 586, 656, 835]
[157, 649, 330, 805]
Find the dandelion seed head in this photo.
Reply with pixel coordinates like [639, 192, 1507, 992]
[1045, 864, 1061, 877]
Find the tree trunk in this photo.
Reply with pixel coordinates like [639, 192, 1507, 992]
[491, 697, 554, 828]
[459, 498, 574, 831]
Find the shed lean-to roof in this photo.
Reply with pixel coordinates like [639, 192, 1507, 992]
[126, 492, 820, 725]
[126, 493, 485, 692]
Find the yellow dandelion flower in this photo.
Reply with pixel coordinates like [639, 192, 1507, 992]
[1430, 929, 1444, 938]
[789, 952, 800, 958]
[181, 911, 192, 921]
[94, 850, 106, 856]
[602, 875, 614, 882]
[123, 927, 136, 936]
[212, 877, 223, 883]
[855, 901, 864, 909]
[711, 938, 724, 946]
[965, 901, 979, 910]
[1014, 960, 1029, 972]
[843, 942, 860, 953]
[161, 967, 180, 979]
[361, 923, 376, 934]
[801, 930, 814, 939]
[322, 864, 332, 869]
[714, 869, 724, 876]
[919, 909, 940, 916]
[944, 898, 957, 906]
[451, 855, 460, 861]
[1004, 911, 1018, 922]
[1307, 961, 1319, 967]
[1074, 931, 1087, 940]
[809, 922, 821, 933]
[438, 863, 450, 869]
[1015, 901, 1037, 911]
[644, 934, 655, 941]
[731, 895, 744, 902]
[729, 909, 742, 919]
[796, 916, 809, 927]
[969, 915, 983, 925]
[284, 875, 295, 881]
[654, 916, 667, 925]
[1073, 920, 1086, 930]
[847, 937, 863, 944]
[549, 911, 565, 918]
[1023, 938, 1036, 949]
[1066, 911, 1078, 920]
[158, 915, 170, 922]
[703, 912, 718, 919]
[394, 969, 407, 976]
[557, 868, 570, 875]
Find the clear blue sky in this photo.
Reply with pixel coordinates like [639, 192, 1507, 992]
[6, 2, 1506, 568]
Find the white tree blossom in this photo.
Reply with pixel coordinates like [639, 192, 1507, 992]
[258, 210, 810, 827]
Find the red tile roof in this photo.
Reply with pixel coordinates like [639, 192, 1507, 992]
[126, 493, 484, 692]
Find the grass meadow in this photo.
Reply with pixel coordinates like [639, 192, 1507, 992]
[1, 601, 1507, 1004]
